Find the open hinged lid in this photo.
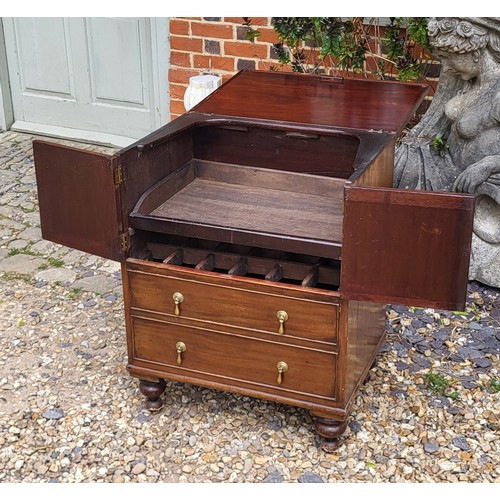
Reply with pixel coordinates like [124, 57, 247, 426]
[33, 140, 127, 262]
[193, 70, 430, 135]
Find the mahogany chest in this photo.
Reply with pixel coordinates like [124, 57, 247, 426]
[33, 71, 474, 450]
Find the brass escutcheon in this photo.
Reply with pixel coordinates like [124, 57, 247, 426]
[172, 292, 184, 316]
[276, 361, 288, 385]
[176, 341, 186, 365]
[276, 310, 288, 334]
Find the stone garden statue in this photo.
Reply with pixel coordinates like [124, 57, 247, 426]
[394, 17, 500, 288]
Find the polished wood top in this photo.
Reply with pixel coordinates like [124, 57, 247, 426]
[193, 70, 429, 134]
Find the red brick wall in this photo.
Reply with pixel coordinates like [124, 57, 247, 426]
[169, 17, 281, 119]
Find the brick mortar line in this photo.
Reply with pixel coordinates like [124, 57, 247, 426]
[171, 35, 273, 46]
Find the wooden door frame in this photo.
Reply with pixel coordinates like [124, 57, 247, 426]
[0, 17, 170, 143]
[0, 19, 14, 131]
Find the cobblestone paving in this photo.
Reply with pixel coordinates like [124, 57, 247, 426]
[0, 130, 499, 483]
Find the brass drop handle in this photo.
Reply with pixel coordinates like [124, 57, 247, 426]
[276, 361, 288, 385]
[172, 292, 184, 316]
[176, 341, 186, 365]
[276, 310, 288, 334]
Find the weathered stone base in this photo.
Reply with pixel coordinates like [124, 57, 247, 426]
[469, 233, 500, 289]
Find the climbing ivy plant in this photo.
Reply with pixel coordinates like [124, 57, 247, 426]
[243, 17, 432, 82]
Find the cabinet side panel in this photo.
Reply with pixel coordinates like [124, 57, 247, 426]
[344, 300, 386, 407]
[120, 117, 195, 221]
[121, 262, 135, 370]
[351, 138, 395, 188]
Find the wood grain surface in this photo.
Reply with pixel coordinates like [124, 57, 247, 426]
[126, 259, 339, 345]
[341, 186, 475, 310]
[194, 70, 429, 134]
[131, 315, 338, 402]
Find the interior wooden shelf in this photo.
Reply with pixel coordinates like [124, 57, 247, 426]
[152, 177, 342, 239]
[130, 159, 346, 259]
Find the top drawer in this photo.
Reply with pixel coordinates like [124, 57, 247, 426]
[126, 259, 339, 346]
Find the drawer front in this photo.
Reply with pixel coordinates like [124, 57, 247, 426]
[126, 260, 339, 345]
[131, 316, 337, 402]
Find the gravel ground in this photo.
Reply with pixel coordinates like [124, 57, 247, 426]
[0, 130, 499, 483]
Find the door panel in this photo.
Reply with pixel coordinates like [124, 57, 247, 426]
[33, 140, 125, 261]
[3, 17, 167, 143]
[87, 18, 147, 106]
[341, 186, 474, 311]
[15, 18, 74, 98]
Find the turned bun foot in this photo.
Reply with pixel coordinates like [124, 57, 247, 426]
[139, 379, 166, 410]
[311, 414, 348, 452]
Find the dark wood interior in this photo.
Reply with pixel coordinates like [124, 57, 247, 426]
[130, 159, 345, 259]
[144, 237, 341, 290]
[192, 125, 360, 178]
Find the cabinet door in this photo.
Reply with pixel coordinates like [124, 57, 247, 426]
[341, 186, 474, 311]
[33, 140, 125, 261]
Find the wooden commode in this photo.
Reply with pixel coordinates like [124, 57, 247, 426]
[33, 71, 475, 450]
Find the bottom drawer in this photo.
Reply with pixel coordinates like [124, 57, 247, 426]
[131, 315, 337, 403]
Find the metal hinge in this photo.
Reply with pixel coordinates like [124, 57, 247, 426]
[119, 231, 129, 253]
[114, 164, 123, 185]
